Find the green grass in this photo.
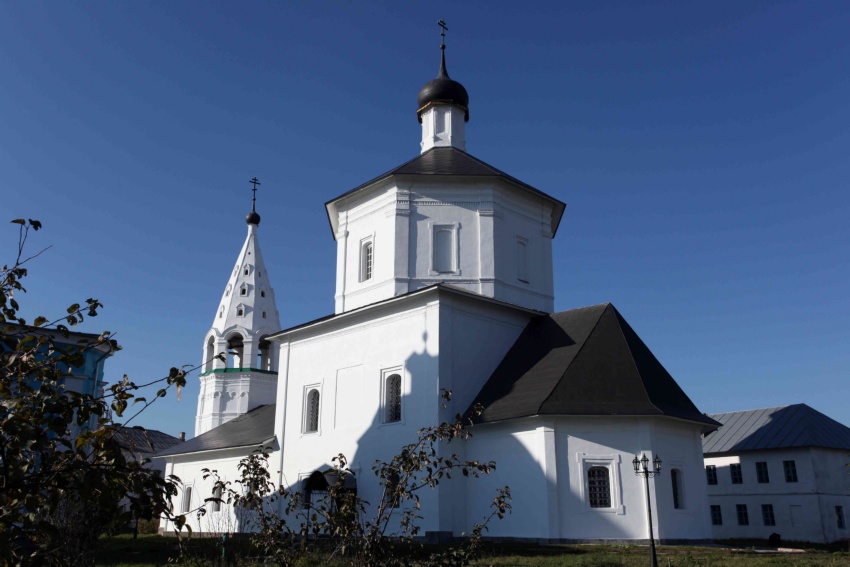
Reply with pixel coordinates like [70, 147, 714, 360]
[95, 535, 850, 567]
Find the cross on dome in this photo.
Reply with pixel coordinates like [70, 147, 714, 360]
[246, 176, 262, 225]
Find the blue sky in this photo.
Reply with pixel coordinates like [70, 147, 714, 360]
[2, 1, 848, 438]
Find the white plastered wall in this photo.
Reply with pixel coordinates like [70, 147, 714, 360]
[462, 416, 712, 542]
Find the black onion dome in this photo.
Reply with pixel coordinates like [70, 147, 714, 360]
[246, 210, 261, 225]
[417, 49, 469, 123]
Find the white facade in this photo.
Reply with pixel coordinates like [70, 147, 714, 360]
[327, 179, 558, 315]
[419, 104, 466, 153]
[164, 47, 715, 544]
[705, 448, 850, 543]
[465, 417, 711, 541]
[196, 219, 282, 436]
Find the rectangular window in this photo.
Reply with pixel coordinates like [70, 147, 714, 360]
[516, 237, 528, 282]
[762, 504, 776, 526]
[671, 469, 683, 509]
[736, 504, 749, 526]
[756, 461, 770, 484]
[705, 465, 718, 485]
[710, 504, 723, 525]
[360, 240, 373, 282]
[182, 486, 193, 513]
[837, 506, 846, 529]
[783, 460, 798, 482]
[587, 466, 611, 508]
[730, 463, 743, 484]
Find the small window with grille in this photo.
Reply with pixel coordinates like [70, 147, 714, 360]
[304, 388, 320, 433]
[384, 373, 402, 423]
[587, 466, 611, 508]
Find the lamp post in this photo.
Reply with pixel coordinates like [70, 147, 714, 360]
[633, 453, 662, 567]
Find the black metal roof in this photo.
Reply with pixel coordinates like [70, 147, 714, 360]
[417, 47, 469, 122]
[702, 404, 850, 454]
[154, 404, 276, 458]
[468, 303, 719, 429]
[112, 426, 183, 456]
[324, 147, 566, 237]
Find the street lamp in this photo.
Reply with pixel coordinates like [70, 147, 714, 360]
[633, 453, 662, 567]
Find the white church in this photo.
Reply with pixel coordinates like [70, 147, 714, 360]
[157, 37, 719, 543]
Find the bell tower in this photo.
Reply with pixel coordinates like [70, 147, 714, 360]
[195, 178, 282, 436]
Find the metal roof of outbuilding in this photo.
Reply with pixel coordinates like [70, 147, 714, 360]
[702, 404, 850, 454]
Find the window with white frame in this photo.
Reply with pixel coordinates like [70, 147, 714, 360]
[578, 454, 623, 513]
[182, 485, 193, 513]
[383, 372, 402, 424]
[360, 239, 373, 282]
[212, 485, 223, 513]
[516, 236, 529, 282]
[304, 388, 320, 433]
[431, 224, 458, 273]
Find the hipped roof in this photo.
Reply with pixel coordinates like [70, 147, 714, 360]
[325, 146, 566, 236]
[469, 303, 718, 430]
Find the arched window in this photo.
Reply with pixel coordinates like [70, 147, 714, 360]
[671, 469, 683, 509]
[260, 290, 265, 298]
[205, 336, 216, 372]
[226, 335, 244, 369]
[218, 306, 224, 319]
[258, 338, 271, 371]
[244, 267, 249, 275]
[384, 373, 402, 423]
[237, 308, 244, 316]
[240, 286, 247, 296]
[225, 284, 232, 297]
[516, 238, 528, 282]
[262, 311, 266, 319]
[305, 389, 320, 433]
[212, 485, 223, 513]
[303, 471, 329, 508]
[182, 486, 193, 513]
[587, 466, 611, 508]
[360, 240, 373, 282]
[434, 228, 454, 272]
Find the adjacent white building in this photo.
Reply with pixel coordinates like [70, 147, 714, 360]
[158, 38, 719, 543]
[703, 404, 850, 543]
